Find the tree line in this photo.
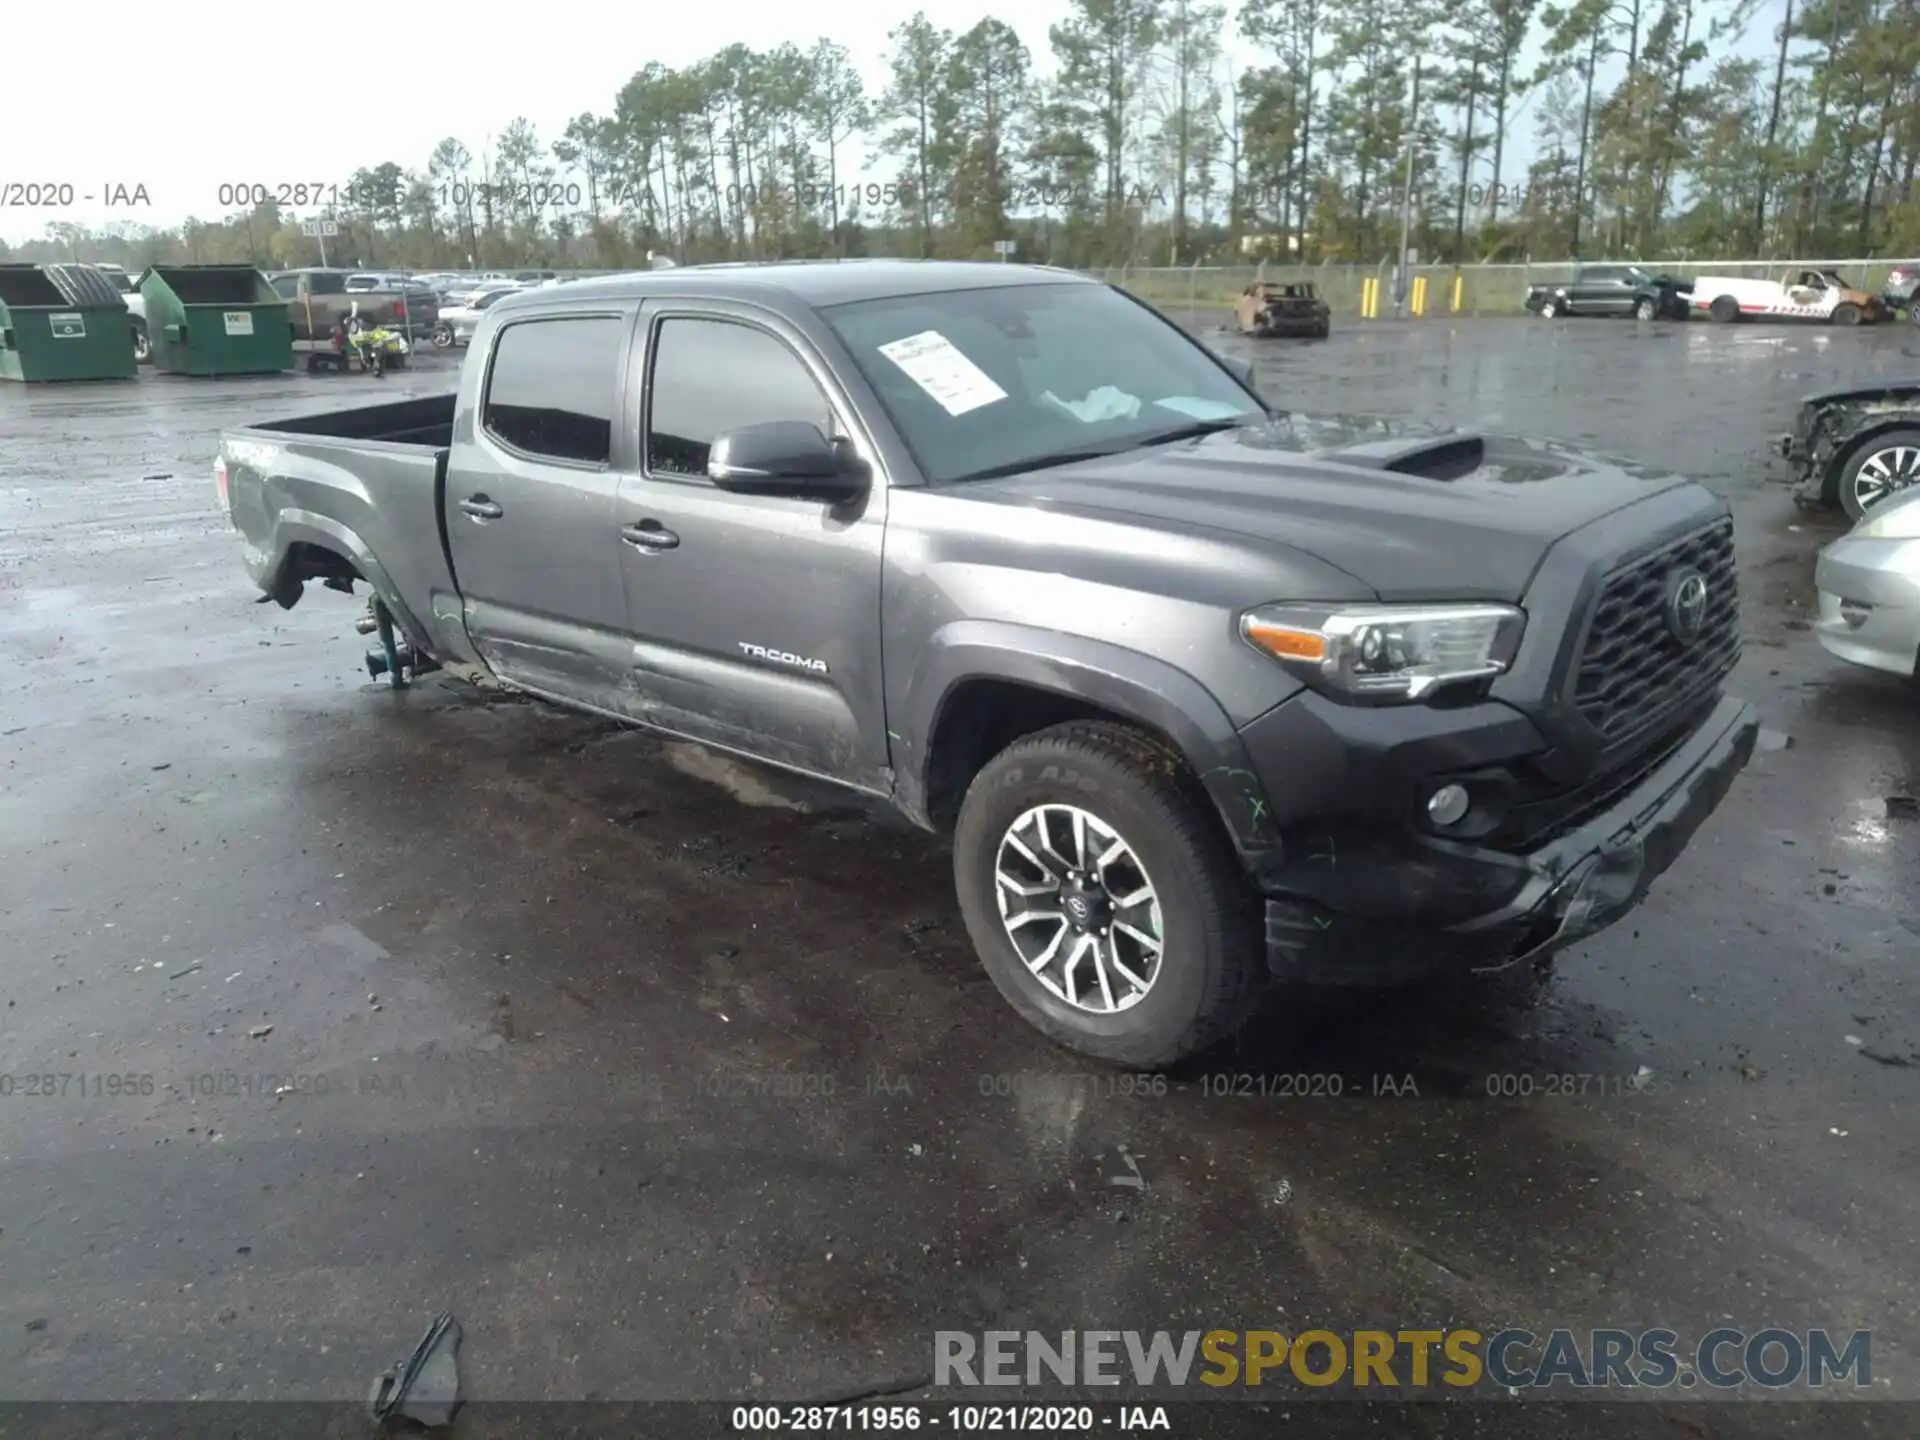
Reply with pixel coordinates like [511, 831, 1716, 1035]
[7, 0, 1918, 274]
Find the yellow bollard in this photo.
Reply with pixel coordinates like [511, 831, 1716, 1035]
[1360, 277, 1378, 319]
[1411, 276, 1428, 316]
[1452, 271, 1465, 314]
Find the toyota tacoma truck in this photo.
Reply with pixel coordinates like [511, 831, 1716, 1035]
[217, 261, 1759, 1068]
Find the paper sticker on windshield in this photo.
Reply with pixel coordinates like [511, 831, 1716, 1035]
[877, 330, 1006, 416]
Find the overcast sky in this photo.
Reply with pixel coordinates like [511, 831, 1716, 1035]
[2, 0, 1780, 247]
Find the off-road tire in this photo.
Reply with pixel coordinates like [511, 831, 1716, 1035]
[1833, 303, 1862, 327]
[1837, 427, 1920, 523]
[952, 721, 1265, 1069]
[1708, 295, 1740, 324]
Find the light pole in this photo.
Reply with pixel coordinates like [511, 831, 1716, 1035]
[1394, 55, 1423, 319]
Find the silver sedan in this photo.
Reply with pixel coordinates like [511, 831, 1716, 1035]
[1814, 486, 1920, 676]
[432, 287, 518, 347]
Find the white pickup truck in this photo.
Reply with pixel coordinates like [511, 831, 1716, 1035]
[1688, 268, 1888, 326]
[91, 263, 151, 362]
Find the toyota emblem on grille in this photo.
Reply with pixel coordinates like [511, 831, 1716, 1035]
[1666, 569, 1709, 642]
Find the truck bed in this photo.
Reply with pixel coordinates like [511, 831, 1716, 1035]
[222, 392, 473, 666]
[243, 392, 456, 447]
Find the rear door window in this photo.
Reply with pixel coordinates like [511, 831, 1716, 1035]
[482, 316, 624, 466]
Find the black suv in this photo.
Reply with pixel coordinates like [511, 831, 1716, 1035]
[1526, 265, 1691, 320]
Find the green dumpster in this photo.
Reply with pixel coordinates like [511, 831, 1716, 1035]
[141, 265, 293, 376]
[0, 263, 137, 382]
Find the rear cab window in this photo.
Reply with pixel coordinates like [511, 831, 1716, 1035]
[481, 315, 625, 466]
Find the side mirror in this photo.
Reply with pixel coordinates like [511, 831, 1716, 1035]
[708, 421, 866, 500]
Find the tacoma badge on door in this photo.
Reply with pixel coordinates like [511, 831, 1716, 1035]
[738, 641, 829, 674]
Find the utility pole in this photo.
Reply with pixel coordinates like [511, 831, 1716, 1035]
[1395, 55, 1422, 318]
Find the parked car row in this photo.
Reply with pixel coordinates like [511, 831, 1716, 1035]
[1529, 263, 1920, 327]
[1775, 372, 1920, 684]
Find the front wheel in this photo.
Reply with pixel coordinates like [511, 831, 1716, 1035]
[1832, 303, 1862, 327]
[1634, 297, 1657, 321]
[1538, 298, 1559, 319]
[1838, 428, 1920, 522]
[1907, 300, 1920, 325]
[952, 722, 1264, 1069]
[130, 318, 151, 364]
[1708, 295, 1740, 324]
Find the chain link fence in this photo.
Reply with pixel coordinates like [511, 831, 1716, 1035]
[1083, 259, 1911, 323]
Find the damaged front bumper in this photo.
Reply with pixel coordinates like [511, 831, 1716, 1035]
[1778, 426, 1830, 507]
[1261, 694, 1760, 984]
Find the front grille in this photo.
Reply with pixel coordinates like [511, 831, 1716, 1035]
[1572, 518, 1740, 745]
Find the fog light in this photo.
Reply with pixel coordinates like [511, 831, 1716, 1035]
[1426, 783, 1471, 827]
[1839, 599, 1871, 628]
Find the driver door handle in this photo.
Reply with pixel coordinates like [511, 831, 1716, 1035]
[621, 520, 679, 551]
[460, 496, 503, 520]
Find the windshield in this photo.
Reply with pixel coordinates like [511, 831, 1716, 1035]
[1821, 270, 1852, 288]
[821, 282, 1264, 484]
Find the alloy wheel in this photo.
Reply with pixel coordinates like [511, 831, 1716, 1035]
[993, 803, 1164, 1014]
[1853, 445, 1920, 511]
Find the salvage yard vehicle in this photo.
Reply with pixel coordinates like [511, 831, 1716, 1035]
[1779, 376, 1920, 520]
[88, 263, 151, 362]
[1524, 265, 1692, 321]
[430, 286, 516, 348]
[266, 268, 439, 343]
[1235, 281, 1330, 338]
[218, 261, 1759, 1068]
[1813, 487, 1920, 678]
[1689, 268, 1887, 325]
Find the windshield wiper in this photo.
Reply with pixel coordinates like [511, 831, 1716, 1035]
[1132, 417, 1257, 446]
[946, 418, 1257, 485]
[947, 446, 1131, 485]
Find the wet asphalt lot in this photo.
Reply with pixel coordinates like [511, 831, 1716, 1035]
[2, 315, 1919, 1435]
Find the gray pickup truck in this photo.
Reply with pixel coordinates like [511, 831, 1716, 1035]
[217, 261, 1759, 1067]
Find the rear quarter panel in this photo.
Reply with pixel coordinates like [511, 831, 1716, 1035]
[222, 429, 476, 665]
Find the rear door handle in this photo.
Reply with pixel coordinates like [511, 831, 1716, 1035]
[621, 521, 679, 551]
[460, 496, 503, 520]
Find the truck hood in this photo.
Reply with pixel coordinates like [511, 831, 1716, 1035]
[967, 412, 1697, 603]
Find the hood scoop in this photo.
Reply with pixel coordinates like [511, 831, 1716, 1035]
[1319, 433, 1488, 482]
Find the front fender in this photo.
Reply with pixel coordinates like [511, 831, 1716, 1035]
[896, 619, 1284, 858]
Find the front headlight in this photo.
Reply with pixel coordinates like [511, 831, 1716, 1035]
[1241, 602, 1526, 701]
[1854, 497, 1920, 540]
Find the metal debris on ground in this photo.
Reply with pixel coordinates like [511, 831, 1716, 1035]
[247, 1024, 273, 1039]
[368, 1309, 463, 1429]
